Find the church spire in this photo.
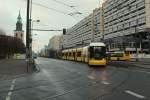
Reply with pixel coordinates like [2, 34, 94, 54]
[14, 10, 24, 42]
[16, 11, 23, 31]
[17, 10, 22, 23]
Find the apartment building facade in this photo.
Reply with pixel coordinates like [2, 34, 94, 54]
[62, 7, 104, 49]
[62, 14, 93, 49]
[93, 7, 104, 42]
[103, 0, 150, 53]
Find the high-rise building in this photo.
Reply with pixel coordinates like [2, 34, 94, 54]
[61, 0, 150, 54]
[14, 11, 24, 42]
[103, 0, 150, 53]
[93, 7, 104, 42]
[65, 14, 93, 49]
[62, 7, 104, 49]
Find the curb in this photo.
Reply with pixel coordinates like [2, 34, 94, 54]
[108, 61, 150, 69]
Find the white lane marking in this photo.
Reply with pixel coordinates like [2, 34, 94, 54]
[125, 90, 146, 99]
[101, 81, 111, 85]
[12, 79, 16, 84]
[5, 79, 16, 100]
[87, 75, 95, 80]
[5, 96, 11, 100]
[9, 85, 15, 91]
[8, 92, 12, 96]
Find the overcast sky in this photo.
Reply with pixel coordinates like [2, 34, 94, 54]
[0, 0, 104, 52]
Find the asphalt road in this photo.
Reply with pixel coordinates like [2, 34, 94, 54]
[0, 57, 150, 100]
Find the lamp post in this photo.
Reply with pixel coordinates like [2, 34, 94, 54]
[31, 19, 40, 40]
[30, 19, 40, 56]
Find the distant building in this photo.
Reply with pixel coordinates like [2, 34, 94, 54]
[48, 35, 61, 50]
[59, 35, 64, 50]
[14, 11, 24, 42]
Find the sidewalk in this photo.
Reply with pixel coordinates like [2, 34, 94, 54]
[128, 58, 150, 69]
[130, 58, 150, 63]
[108, 59, 150, 69]
[0, 59, 28, 80]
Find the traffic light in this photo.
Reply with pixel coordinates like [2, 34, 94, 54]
[63, 28, 66, 35]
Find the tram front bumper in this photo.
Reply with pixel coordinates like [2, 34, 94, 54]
[88, 59, 106, 66]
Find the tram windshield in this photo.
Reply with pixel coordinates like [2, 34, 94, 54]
[89, 46, 106, 59]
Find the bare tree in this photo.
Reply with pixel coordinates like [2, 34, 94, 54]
[0, 35, 25, 59]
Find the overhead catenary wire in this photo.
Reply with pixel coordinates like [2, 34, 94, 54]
[32, 2, 68, 15]
[52, 0, 85, 17]
[52, 0, 75, 8]
[32, 2, 81, 21]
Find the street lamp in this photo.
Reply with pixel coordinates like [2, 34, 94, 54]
[31, 19, 40, 37]
[30, 19, 40, 56]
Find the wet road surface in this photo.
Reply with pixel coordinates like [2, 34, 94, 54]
[0, 57, 150, 100]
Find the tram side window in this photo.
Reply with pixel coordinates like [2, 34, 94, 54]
[125, 52, 130, 56]
[69, 52, 71, 56]
[77, 52, 81, 57]
[89, 47, 94, 58]
[65, 53, 68, 57]
[73, 52, 75, 57]
[111, 53, 123, 57]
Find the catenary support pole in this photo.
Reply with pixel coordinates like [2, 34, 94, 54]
[26, 0, 30, 72]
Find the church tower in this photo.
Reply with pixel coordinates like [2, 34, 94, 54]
[14, 11, 24, 42]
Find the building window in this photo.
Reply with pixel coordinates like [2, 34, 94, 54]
[124, 22, 130, 29]
[130, 20, 137, 27]
[138, 17, 146, 25]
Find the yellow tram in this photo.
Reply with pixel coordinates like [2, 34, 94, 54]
[62, 42, 107, 66]
[106, 51, 131, 61]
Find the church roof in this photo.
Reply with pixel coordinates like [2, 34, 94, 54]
[17, 11, 22, 23]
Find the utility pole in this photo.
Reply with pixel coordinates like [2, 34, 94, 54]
[148, 29, 150, 53]
[26, 0, 30, 59]
[26, 0, 32, 72]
